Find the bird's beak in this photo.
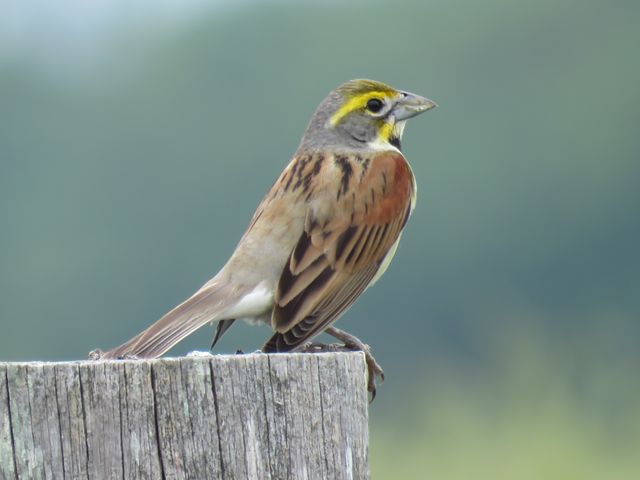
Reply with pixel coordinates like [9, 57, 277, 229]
[393, 91, 437, 121]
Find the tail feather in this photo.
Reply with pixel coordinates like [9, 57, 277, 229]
[102, 282, 243, 359]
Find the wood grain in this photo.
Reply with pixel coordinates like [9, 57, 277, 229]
[0, 352, 369, 479]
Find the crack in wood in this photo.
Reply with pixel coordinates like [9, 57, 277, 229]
[3, 367, 19, 479]
[149, 363, 167, 480]
[77, 366, 91, 477]
[208, 360, 226, 480]
[0, 353, 369, 479]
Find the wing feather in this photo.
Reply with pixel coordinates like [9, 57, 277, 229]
[265, 150, 415, 351]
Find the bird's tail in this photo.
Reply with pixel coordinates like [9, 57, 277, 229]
[101, 281, 244, 359]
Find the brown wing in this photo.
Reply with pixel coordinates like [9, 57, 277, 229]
[263, 150, 415, 352]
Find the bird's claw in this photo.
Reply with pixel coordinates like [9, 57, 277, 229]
[341, 340, 384, 401]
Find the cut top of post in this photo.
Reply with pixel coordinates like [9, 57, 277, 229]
[1, 352, 370, 480]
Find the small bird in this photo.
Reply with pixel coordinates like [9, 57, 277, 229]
[101, 79, 436, 395]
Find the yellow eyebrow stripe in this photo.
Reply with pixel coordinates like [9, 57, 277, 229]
[330, 91, 396, 126]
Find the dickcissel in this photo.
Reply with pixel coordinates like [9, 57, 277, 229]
[101, 79, 436, 395]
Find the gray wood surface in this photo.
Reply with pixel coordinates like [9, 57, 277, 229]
[0, 352, 369, 479]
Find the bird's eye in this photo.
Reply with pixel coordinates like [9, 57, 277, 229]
[366, 98, 384, 113]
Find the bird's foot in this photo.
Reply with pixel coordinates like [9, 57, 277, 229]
[324, 326, 385, 401]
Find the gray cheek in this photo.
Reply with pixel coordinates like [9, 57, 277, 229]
[342, 115, 377, 143]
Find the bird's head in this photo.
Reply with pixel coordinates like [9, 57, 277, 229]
[299, 79, 437, 152]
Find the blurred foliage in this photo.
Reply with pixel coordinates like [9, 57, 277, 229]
[1, 0, 639, 476]
[371, 325, 640, 479]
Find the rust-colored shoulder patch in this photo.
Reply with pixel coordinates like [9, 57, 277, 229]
[356, 151, 414, 226]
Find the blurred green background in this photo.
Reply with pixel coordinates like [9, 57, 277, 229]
[2, 0, 639, 477]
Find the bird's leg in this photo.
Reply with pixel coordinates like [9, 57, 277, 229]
[324, 326, 385, 399]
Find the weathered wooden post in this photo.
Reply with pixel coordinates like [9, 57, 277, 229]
[0, 352, 369, 479]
